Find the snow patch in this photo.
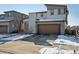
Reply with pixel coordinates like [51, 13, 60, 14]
[0, 34, 33, 41]
[54, 35, 79, 46]
[39, 47, 76, 54]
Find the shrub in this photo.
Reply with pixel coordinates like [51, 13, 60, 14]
[65, 28, 76, 35]
[71, 29, 76, 35]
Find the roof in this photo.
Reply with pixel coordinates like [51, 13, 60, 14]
[0, 19, 13, 22]
[35, 11, 47, 13]
[37, 19, 66, 22]
[4, 10, 18, 13]
[45, 4, 67, 7]
[0, 14, 5, 16]
[4, 10, 28, 16]
[29, 11, 47, 14]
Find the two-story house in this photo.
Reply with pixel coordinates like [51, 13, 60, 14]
[0, 10, 28, 34]
[28, 4, 68, 34]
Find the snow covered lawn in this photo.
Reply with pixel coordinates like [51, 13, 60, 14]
[54, 35, 79, 46]
[0, 34, 34, 41]
[39, 47, 79, 54]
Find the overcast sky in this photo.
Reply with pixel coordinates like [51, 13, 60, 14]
[0, 4, 79, 26]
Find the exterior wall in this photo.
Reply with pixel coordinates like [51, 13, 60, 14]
[32, 8, 67, 20]
[46, 9, 66, 20]
[60, 22, 65, 34]
[0, 21, 9, 25]
[29, 13, 37, 33]
[8, 20, 16, 33]
[12, 12, 28, 32]
[4, 11, 22, 20]
[29, 7, 67, 22]
[22, 19, 29, 33]
[12, 12, 22, 31]
[36, 12, 47, 19]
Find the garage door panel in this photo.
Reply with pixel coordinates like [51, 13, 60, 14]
[0, 25, 8, 34]
[38, 24, 60, 34]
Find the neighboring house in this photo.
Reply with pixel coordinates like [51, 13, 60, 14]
[0, 10, 28, 34]
[28, 4, 68, 34]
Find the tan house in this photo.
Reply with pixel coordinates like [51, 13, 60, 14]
[0, 10, 28, 34]
[28, 4, 68, 34]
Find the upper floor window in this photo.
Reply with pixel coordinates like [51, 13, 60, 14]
[61, 9, 65, 14]
[58, 9, 61, 15]
[0, 15, 5, 19]
[50, 9, 54, 15]
[0, 15, 4, 18]
[36, 19, 39, 20]
[8, 13, 11, 17]
[41, 13, 43, 17]
[58, 9, 65, 15]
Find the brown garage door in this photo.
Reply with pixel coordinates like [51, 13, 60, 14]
[0, 25, 8, 34]
[38, 24, 60, 34]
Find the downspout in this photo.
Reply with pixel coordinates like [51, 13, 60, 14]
[64, 5, 68, 25]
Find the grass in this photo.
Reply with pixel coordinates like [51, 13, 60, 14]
[0, 40, 40, 54]
[52, 43, 79, 51]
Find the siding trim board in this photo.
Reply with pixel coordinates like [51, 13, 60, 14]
[36, 21, 64, 24]
[36, 20, 66, 23]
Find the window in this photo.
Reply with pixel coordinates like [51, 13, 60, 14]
[0, 15, 4, 19]
[1, 15, 4, 18]
[8, 13, 11, 16]
[61, 9, 64, 14]
[51, 12, 54, 15]
[41, 13, 43, 17]
[36, 19, 39, 20]
[58, 9, 61, 15]
[12, 24, 15, 28]
[50, 9, 54, 15]
[58, 9, 65, 15]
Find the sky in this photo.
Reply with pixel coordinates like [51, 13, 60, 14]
[0, 4, 79, 26]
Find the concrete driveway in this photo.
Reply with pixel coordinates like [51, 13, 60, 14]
[22, 35, 57, 46]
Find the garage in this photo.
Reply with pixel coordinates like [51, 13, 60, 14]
[38, 24, 60, 34]
[0, 25, 8, 34]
